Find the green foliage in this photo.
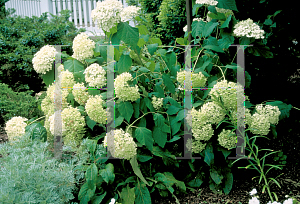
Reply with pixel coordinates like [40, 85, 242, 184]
[0, 9, 86, 94]
[0, 83, 44, 127]
[0, 133, 77, 203]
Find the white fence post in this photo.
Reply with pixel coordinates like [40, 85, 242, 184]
[40, 0, 53, 20]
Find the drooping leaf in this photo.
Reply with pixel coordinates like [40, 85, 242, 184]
[117, 54, 132, 74]
[86, 116, 97, 131]
[120, 185, 135, 204]
[130, 156, 150, 186]
[117, 22, 139, 48]
[135, 127, 154, 151]
[223, 172, 233, 195]
[204, 143, 214, 166]
[153, 126, 167, 148]
[118, 101, 134, 123]
[99, 163, 115, 184]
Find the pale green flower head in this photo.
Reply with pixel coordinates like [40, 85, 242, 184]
[217, 129, 237, 149]
[72, 83, 92, 105]
[120, 5, 141, 22]
[207, 7, 234, 22]
[177, 70, 207, 89]
[114, 72, 140, 102]
[32, 44, 57, 74]
[151, 96, 164, 110]
[71, 32, 96, 63]
[41, 96, 55, 116]
[233, 18, 265, 39]
[186, 138, 207, 154]
[200, 101, 226, 125]
[103, 129, 137, 160]
[192, 123, 214, 141]
[46, 82, 70, 108]
[85, 95, 112, 124]
[49, 112, 67, 136]
[58, 67, 76, 93]
[230, 107, 252, 128]
[196, 0, 218, 6]
[4, 116, 28, 142]
[249, 113, 271, 136]
[84, 63, 107, 88]
[254, 104, 281, 125]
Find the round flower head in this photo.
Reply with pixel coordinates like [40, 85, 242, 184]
[217, 129, 237, 149]
[196, 0, 218, 6]
[58, 67, 76, 93]
[183, 18, 206, 32]
[177, 70, 207, 90]
[46, 82, 70, 108]
[230, 107, 252, 128]
[249, 113, 271, 136]
[84, 63, 106, 88]
[71, 32, 96, 63]
[191, 107, 209, 127]
[254, 104, 281, 125]
[72, 83, 92, 105]
[200, 101, 226, 125]
[209, 79, 239, 111]
[49, 112, 67, 136]
[120, 6, 141, 22]
[233, 18, 265, 39]
[151, 96, 164, 110]
[41, 96, 55, 116]
[114, 72, 140, 102]
[61, 106, 86, 148]
[4, 116, 28, 142]
[103, 129, 137, 160]
[207, 7, 234, 22]
[32, 45, 57, 74]
[192, 123, 214, 141]
[186, 138, 207, 154]
[85, 95, 112, 124]
[91, 0, 123, 33]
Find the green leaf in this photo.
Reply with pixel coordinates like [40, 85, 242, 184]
[203, 45, 225, 53]
[135, 127, 154, 151]
[220, 15, 232, 28]
[137, 155, 153, 162]
[145, 60, 155, 72]
[86, 163, 98, 190]
[149, 38, 162, 46]
[162, 73, 175, 94]
[166, 105, 180, 115]
[137, 38, 146, 48]
[134, 182, 152, 204]
[153, 126, 167, 148]
[208, 5, 217, 14]
[117, 54, 132, 74]
[162, 124, 171, 133]
[111, 32, 121, 45]
[118, 101, 134, 123]
[90, 192, 107, 204]
[117, 22, 139, 48]
[247, 45, 273, 58]
[155, 84, 165, 98]
[121, 185, 136, 204]
[203, 22, 219, 37]
[41, 66, 55, 87]
[171, 120, 181, 136]
[64, 59, 85, 82]
[264, 18, 272, 25]
[115, 116, 124, 127]
[78, 182, 89, 201]
[86, 116, 97, 131]
[216, 0, 238, 11]
[137, 24, 149, 35]
[99, 163, 115, 184]
[204, 143, 214, 166]
[139, 67, 150, 73]
[24, 123, 47, 142]
[133, 102, 140, 118]
[144, 97, 155, 112]
[210, 168, 223, 185]
[265, 101, 292, 120]
[218, 35, 234, 50]
[174, 109, 185, 123]
[153, 113, 165, 127]
[223, 172, 233, 195]
[192, 4, 202, 16]
[88, 89, 100, 96]
[130, 156, 150, 186]
[176, 38, 185, 45]
[85, 59, 98, 64]
[192, 20, 206, 38]
[187, 177, 204, 187]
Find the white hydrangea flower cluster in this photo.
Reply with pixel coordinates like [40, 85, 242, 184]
[230, 107, 252, 128]
[233, 18, 265, 39]
[71, 33, 96, 63]
[120, 6, 141, 22]
[192, 123, 214, 141]
[103, 129, 137, 160]
[217, 129, 237, 149]
[183, 18, 206, 32]
[195, 0, 218, 6]
[207, 7, 234, 22]
[200, 101, 226, 125]
[208, 79, 239, 111]
[114, 72, 140, 102]
[186, 138, 207, 154]
[46, 82, 70, 107]
[32, 45, 57, 74]
[4, 116, 28, 142]
[72, 83, 92, 105]
[58, 67, 76, 93]
[249, 113, 271, 136]
[151, 96, 164, 110]
[91, 0, 123, 33]
[41, 95, 55, 116]
[61, 106, 86, 148]
[84, 63, 107, 88]
[85, 95, 111, 124]
[49, 112, 67, 136]
[254, 104, 281, 125]
[177, 70, 207, 89]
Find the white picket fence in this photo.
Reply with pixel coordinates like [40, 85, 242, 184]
[5, 0, 137, 37]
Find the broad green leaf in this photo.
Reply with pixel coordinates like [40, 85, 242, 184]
[203, 22, 219, 37]
[111, 32, 121, 45]
[99, 163, 115, 184]
[138, 117, 147, 128]
[121, 185, 136, 204]
[207, 12, 226, 20]
[162, 124, 171, 133]
[153, 113, 165, 127]
[24, 123, 47, 142]
[139, 67, 150, 73]
[137, 38, 146, 48]
[155, 84, 165, 98]
[165, 96, 181, 108]
[166, 105, 180, 115]
[153, 126, 167, 148]
[217, 0, 238, 11]
[220, 15, 232, 28]
[187, 177, 204, 187]
[204, 143, 214, 166]
[90, 192, 106, 204]
[137, 155, 153, 162]
[192, 20, 206, 38]
[115, 116, 124, 127]
[137, 24, 149, 35]
[164, 172, 186, 192]
[133, 102, 140, 118]
[210, 168, 223, 185]
[118, 101, 134, 123]
[88, 89, 100, 96]
[149, 38, 162, 46]
[203, 45, 225, 53]
[86, 163, 98, 189]
[147, 43, 158, 56]
[145, 60, 155, 72]
[171, 120, 181, 136]
[41, 66, 55, 87]
[117, 22, 139, 48]
[143, 97, 155, 112]
[176, 38, 185, 45]
[117, 54, 132, 74]
[78, 182, 89, 201]
[162, 73, 175, 94]
[135, 127, 154, 151]
[223, 172, 233, 195]
[218, 35, 234, 49]
[167, 135, 180, 143]
[67, 92, 75, 106]
[165, 52, 176, 71]
[130, 156, 150, 186]
[134, 182, 152, 204]
[174, 109, 185, 123]
[265, 101, 292, 120]
[208, 5, 217, 14]
[264, 18, 272, 25]
[95, 43, 107, 62]
[86, 116, 97, 131]
[192, 4, 202, 16]
[95, 57, 105, 65]
[85, 59, 98, 64]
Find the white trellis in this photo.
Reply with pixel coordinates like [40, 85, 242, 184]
[5, 0, 136, 37]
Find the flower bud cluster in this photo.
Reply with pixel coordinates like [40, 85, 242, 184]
[72, 83, 92, 105]
[217, 129, 237, 149]
[71, 33, 96, 63]
[114, 72, 140, 102]
[151, 96, 164, 110]
[32, 45, 57, 74]
[233, 18, 265, 39]
[84, 63, 107, 88]
[4, 116, 28, 142]
[103, 129, 137, 160]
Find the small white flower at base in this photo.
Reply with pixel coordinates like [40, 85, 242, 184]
[250, 189, 257, 196]
[4, 116, 28, 142]
[233, 18, 265, 39]
[32, 45, 57, 75]
[196, 0, 218, 6]
[109, 198, 116, 204]
[249, 197, 260, 204]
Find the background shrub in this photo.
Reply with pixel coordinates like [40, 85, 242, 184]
[0, 9, 86, 95]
